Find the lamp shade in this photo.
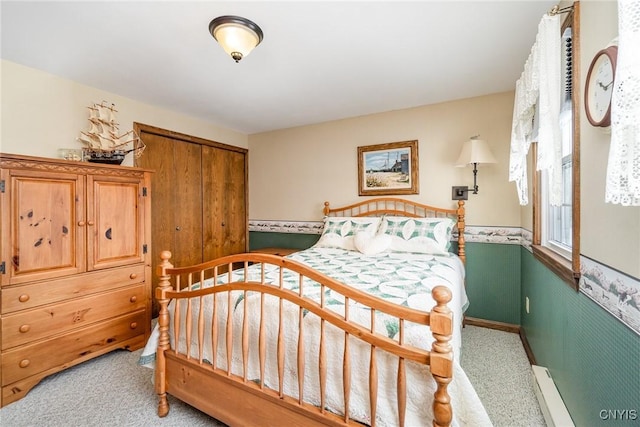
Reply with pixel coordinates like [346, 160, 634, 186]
[209, 16, 264, 62]
[455, 137, 497, 166]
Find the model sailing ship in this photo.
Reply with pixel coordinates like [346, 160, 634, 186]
[78, 101, 145, 164]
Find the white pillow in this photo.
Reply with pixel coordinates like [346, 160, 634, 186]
[354, 232, 392, 255]
[378, 216, 454, 255]
[314, 217, 381, 251]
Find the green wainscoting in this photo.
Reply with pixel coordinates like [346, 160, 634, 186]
[249, 231, 319, 251]
[522, 248, 640, 426]
[464, 242, 521, 324]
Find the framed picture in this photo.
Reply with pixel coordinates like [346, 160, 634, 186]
[357, 140, 419, 196]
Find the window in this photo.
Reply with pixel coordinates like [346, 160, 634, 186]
[533, 4, 580, 290]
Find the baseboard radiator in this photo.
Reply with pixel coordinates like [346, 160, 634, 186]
[531, 365, 575, 427]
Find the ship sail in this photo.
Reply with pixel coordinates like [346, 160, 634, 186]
[77, 101, 145, 164]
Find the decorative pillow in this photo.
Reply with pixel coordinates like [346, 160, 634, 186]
[354, 231, 392, 255]
[314, 217, 381, 251]
[378, 216, 454, 255]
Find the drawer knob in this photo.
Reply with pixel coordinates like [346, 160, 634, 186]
[18, 294, 30, 303]
[130, 322, 138, 329]
[87, 220, 95, 226]
[129, 296, 137, 303]
[19, 359, 30, 368]
[78, 221, 86, 226]
[129, 273, 138, 280]
[19, 324, 31, 333]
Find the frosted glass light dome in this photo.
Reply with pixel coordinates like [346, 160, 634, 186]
[209, 16, 264, 63]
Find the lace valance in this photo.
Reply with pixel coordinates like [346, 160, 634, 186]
[509, 14, 562, 206]
[605, 0, 640, 206]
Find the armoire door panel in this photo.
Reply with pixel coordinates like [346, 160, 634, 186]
[86, 176, 145, 270]
[1, 170, 85, 286]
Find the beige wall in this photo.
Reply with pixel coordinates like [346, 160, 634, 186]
[578, 2, 640, 278]
[0, 60, 248, 164]
[249, 91, 520, 225]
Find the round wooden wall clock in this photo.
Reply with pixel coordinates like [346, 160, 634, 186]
[584, 45, 618, 127]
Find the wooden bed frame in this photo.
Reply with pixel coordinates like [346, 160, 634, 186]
[155, 198, 466, 427]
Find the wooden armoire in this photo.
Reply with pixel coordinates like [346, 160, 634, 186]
[0, 153, 152, 406]
[134, 123, 248, 315]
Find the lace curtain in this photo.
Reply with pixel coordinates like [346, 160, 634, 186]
[509, 14, 562, 206]
[605, 0, 640, 206]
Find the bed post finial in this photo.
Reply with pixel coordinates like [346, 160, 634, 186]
[323, 201, 330, 216]
[430, 286, 453, 427]
[156, 250, 173, 417]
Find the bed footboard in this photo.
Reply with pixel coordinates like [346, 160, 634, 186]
[155, 250, 454, 427]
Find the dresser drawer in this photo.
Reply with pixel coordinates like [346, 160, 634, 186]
[1, 264, 145, 313]
[1, 284, 147, 350]
[1, 310, 146, 386]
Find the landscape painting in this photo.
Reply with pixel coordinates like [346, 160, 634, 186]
[357, 140, 419, 196]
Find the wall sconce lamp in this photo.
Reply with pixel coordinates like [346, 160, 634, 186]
[452, 135, 497, 200]
[209, 15, 264, 63]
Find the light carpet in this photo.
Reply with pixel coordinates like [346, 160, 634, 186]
[0, 325, 545, 426]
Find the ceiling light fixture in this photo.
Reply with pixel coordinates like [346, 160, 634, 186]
[208, 15, 264, 63]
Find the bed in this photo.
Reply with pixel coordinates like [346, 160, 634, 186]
[141, 197, 492, 427]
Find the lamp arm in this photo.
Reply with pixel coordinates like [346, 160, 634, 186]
[472, 162, 479, 194]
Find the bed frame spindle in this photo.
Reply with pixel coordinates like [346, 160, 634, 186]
[297, 275, 305, 404]
[343, 298, 352, 423]
[369, 309, 378, 426]
[398, 319, 407, 427]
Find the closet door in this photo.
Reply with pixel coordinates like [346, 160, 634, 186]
[135, 123, 248, 315]
[136, 131, 202, 313]
[171, 140, 203, 269]
[202, 145, 247, 261]
[139, 133, 203, 269]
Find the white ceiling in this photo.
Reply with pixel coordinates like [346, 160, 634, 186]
[1, 1, 557, 134]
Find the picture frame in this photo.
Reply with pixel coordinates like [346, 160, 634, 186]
[357, 140, 419, 196]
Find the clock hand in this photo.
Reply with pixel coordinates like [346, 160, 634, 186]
[596, 80, 614, 91]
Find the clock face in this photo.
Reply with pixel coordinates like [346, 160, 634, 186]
[585, 47, 617, 126]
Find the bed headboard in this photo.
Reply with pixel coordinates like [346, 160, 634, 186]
[323, 197, 466, 263]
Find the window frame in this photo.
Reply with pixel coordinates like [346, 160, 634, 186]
[532, 3, 581, 291]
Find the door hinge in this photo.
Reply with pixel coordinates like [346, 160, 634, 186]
[0, 261, 5, 274]
[0, 180, 5, 193]
[142, 187, 148, 197]
[143, 244, 148, 254]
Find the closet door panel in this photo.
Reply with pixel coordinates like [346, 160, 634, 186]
[202, 146, 247, 261]
[172, 141, 203, 269]
[224, 149, 248, 254]
[136, 132, 177, 313]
